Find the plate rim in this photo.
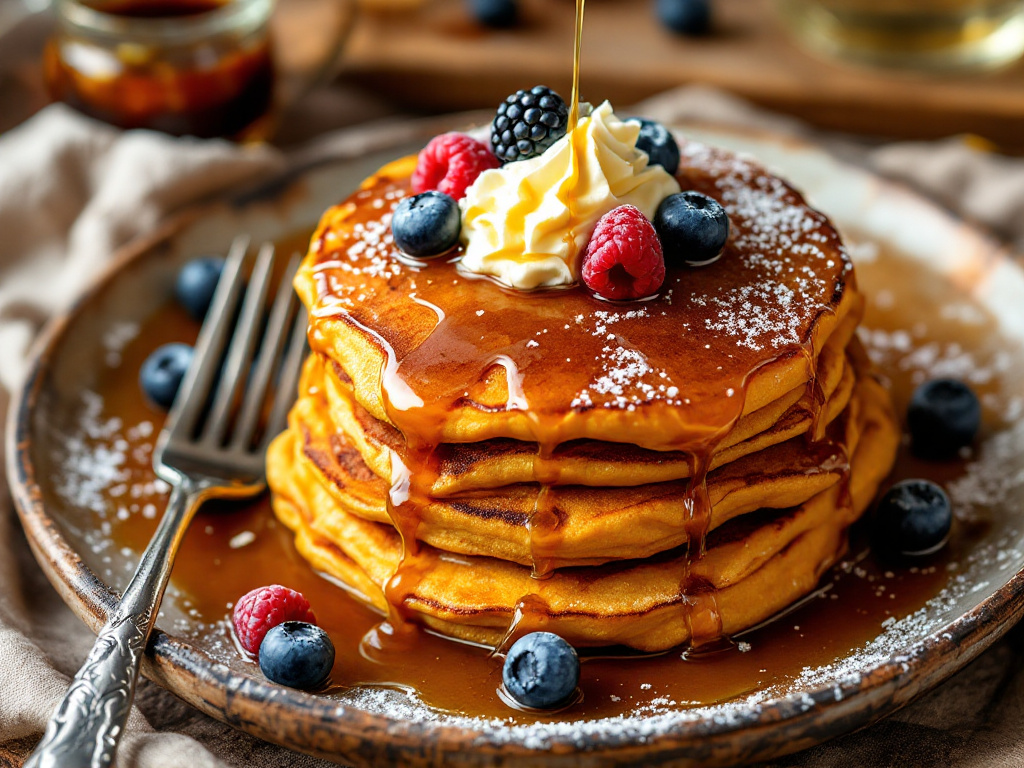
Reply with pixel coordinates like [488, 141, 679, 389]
[7, 120, 1024, 767]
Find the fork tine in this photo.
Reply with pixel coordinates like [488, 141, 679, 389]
[261, 308, 308, 451]
[231, 252, 301, 451]
[202, 242, 275, 447]
[165, 236, 249, 441]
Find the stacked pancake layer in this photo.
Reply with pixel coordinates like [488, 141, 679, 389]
[267, 140, 900, 652]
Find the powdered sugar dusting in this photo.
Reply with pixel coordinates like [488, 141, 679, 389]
[52, 389, 169, 574]
[948, 420, 1024, 523]
[860, 328, 1015, 391]
[45, 291, 1024, 752]
[54, 391, 129, 516]
[679, 141, 847, 352]
[568, 307, 685, 410]
[311, 186, 406, 314]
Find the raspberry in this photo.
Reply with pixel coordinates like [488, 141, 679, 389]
[233, 585, 317, 656]
[411, 133, 499, 200]
[582, 205, 666, 301]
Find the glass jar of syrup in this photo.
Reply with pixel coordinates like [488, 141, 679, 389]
[44, 0, 276, 139]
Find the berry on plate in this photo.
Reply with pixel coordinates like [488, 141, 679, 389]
[412, 133, 499, 201]
[391, 191, 462, 258]
[259, 621, 335, 690]
[175, 256, 225, 321]
[502, 631, 580, 710]
[907, 378, 981, 459]
[654, 190, 729, 266]
[233, 584, 317, 656]
[630, 118, 680, 175]
[139, 343, 193, 410]
[875, 479, 953, 558]
[491, 86, 569, 164]
[656, 0, 711, 36]
[468, 0, 518, 28]
[582, 204, 665, 301]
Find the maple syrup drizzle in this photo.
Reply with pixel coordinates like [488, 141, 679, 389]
[567, 0, 585, 134]
[372, 355, 448, 649]
[799, 310, 841, 445]
[676, 416, 737, 646]
[798, 309, 856, 520]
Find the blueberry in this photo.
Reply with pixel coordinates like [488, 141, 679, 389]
[629, 118, 680, 175]
[655, 0, 711, 36]
[654, 191, 729, 266]
[875, 480, 953, 557]
[502, 632, 579, 709]
[469, 0, 517, 28]
[175, 256, 225, 321]
[259, 621, 335, 690]
[139, 343, 193, 410]
[908, 379, 981, 459]
[391, 191, 462, 259]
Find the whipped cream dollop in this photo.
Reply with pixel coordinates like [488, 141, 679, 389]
[459, 101, 681, 290]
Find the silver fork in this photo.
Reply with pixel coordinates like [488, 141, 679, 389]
[25, 237, 307, 768]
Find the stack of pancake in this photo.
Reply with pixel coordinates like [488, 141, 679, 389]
[267, 139, 900, 652]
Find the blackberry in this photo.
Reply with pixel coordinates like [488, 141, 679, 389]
[491, 86, 569, 164]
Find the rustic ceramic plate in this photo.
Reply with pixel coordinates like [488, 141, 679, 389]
[8, 121, 1024, 767]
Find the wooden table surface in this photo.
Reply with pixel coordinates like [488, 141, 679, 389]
[341, 0, 1024, 150]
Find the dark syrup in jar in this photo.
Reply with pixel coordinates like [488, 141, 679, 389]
[55, 229, 1000, 724]
[44, 0, 274, 139]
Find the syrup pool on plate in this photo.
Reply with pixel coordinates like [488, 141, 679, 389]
[41, 227, 1018, 724]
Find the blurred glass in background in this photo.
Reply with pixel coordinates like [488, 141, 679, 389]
[779, 0, 1024, 70]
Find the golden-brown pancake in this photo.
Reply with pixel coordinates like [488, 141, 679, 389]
[267, 375, 898, 651]
[267, 133, 899, 651]
[291, 350, 863, 567]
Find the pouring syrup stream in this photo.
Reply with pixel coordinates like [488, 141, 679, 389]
[568, 0, 585, 133]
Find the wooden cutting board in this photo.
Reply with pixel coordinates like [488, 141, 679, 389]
[341, 0, 1024, 151]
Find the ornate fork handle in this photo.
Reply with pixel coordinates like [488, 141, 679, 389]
[26, 480, 201, 768]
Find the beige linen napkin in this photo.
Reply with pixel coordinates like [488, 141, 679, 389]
[2, 87, 1024, 768]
